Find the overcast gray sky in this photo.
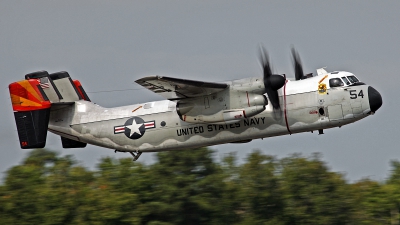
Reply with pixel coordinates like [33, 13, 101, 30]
[1, 1, 399, 182]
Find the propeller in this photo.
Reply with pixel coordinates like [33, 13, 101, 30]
[259, 46, 286, 110]
[291, 47, 305, 80]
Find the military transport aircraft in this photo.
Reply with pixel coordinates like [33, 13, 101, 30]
[9, 47, 382, 160]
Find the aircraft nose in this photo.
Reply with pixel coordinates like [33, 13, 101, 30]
[368, 86, 382, 113]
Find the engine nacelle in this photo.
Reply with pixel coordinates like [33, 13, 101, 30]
[181, 105, 265, 124]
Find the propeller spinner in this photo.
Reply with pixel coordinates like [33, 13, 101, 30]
[259, 46, 286, 110]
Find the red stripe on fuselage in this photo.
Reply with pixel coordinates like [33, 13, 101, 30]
[283, 80, 291, 134]
[246, 91, 250, 107]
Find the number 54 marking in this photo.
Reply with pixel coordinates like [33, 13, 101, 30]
[350, 90, 364, 99]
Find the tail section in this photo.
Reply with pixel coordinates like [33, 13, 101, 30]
[9, 70, 90, 149]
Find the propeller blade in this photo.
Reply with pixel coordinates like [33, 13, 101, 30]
[259, 45, 272, 80]
[291, 47, 304, 80]
[259, 45, 286, 110]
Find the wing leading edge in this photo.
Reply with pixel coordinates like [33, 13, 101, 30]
[135, 76, 228, 100]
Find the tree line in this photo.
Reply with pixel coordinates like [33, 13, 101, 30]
[1, 148, 400, 225]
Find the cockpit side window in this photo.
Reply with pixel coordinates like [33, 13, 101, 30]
[329, 78, 344, 87]
[341, 77, 350, 85]
[347, 76, 359, 83]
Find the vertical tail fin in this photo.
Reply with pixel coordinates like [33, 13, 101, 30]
[9, 75, 51, 148]
[72, 80, 91, 101]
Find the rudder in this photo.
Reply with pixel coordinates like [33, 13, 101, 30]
[9, 74, 51, 148]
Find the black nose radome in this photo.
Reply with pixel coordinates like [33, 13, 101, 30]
[368, 86, 382, 113]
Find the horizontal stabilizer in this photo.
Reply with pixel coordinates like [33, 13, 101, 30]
[25, 71, 90, 103]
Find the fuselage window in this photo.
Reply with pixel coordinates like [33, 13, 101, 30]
[329, 78, 344, 87]
[347, 76, 359, 83]
[341, 77, 350, 85]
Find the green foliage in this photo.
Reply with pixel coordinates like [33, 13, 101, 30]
[237, 151, 283, 224]
[1, 148, 400, 224]
[279, 153, 352, 224]
[143, 148, 227, 225]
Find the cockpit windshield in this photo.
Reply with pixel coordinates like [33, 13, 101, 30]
[347, 76, 359, 83]
[341, 77, 350, 85]
[328, 73, 363, 87]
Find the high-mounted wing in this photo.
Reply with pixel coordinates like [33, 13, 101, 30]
[135, 76, 228, 100]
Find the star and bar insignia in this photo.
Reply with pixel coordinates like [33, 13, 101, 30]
[114, 116, 155, 139]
